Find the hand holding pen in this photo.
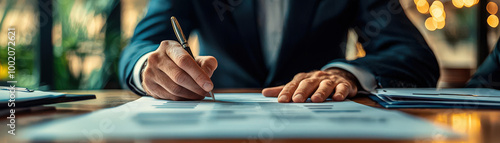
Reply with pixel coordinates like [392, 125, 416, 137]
[140, 16, 218, 101]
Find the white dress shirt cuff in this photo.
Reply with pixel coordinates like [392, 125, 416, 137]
[321, 62, 377, 92]
[132, 52, 154, 92]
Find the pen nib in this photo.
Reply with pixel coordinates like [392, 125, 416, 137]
[210, 91, 215, 102]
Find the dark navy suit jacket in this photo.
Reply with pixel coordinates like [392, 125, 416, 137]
[119, 0, 440, 95]
[467, 42, 500, 89]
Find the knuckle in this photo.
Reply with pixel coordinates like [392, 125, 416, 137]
[159, 41, 171, 51]
[294, 72, 305, 79]
[148, 53, 159, 64]
[177, 55, 193, 68]
[160, 40, 169, 45]
[172, 70, 187, 84]
[286, 82, 298, 88]
[301, 78, 316, 84]
[313, 71, 326, 77]
[322, 79, 335, 87]
[160, 40, 174, 46]
[329, 75, 338, 80]
[293, 72, 305, 80]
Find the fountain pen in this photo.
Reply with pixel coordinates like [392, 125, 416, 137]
[170, 16, 215, 101]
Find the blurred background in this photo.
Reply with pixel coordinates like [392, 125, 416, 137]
[0, 0, 498, 90]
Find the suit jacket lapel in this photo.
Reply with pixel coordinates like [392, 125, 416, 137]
[265, 0, 319, 86]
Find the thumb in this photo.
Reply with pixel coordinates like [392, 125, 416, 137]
[195, 56, 218, 77]
[262, 86, 285, 97]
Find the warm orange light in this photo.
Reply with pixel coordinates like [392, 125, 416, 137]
[430, 1, 446, 22]
[433, 1, 444, 9]
[413, 0, 421, 5]
[488, 14, 499, 28]
[487, 2, 498, 15]
[416, 0, 430, 14]
[453, 0, 465, 8]
[414, 0, 420, 5]
[425, 17, 437, 31]
[464, 0, 475, 7]
[436, 19, 446, 29]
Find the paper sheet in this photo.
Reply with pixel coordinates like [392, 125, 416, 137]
[19, 93, 459, 141]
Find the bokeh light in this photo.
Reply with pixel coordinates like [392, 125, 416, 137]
[425, 17, 438, 31]
[416, 0, 430, 14]
[453, 0, 465, 8]
[464, 0, 475, 7]
[437, 19, 446, 29]
[488, 14, 499, 28]
[487, 2, 498, 15]
[430, 1, 446, 22]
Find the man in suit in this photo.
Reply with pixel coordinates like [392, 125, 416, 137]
[119, 0, 440, 102]
[467, 40, 500, 89]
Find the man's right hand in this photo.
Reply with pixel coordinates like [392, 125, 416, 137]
[142, 40, 218, 100]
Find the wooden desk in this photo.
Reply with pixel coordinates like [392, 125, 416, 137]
[2, 89, 499, 143]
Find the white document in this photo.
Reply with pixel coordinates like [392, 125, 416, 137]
[19, 93, 459, 141]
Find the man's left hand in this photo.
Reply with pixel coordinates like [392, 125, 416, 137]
[262, 68, 359, 103]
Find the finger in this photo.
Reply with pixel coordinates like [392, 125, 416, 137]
[149, 67, 206, 100]
[156, 55, 209, 97]
[333, 83, 350, 101]
[145, 82, 190, 101]
[292, 78, 321, 103]
[162, 41, 213, 92]
[155, 71, 207, 100]
[196, 56, 218, 77]
[142, 80, 159, 99]
[277, 73, 308, 103]
[311, 79, 336, 103]
[262, 86, 284, 97]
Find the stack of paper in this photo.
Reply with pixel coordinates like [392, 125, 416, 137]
[369, 88, 500, 109]
[19, 93, 458, 141]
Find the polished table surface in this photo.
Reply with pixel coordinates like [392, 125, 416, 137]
[2, 89, 500, 143]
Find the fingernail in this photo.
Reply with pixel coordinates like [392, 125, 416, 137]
[294, 94, 304, 102]
[279, 95, 288, 102]
[334, 94, 344, 100]
[313, 94, 323, 101]
[203, 83, 213, 91]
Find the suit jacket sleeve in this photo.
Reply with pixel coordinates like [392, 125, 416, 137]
[119, 0, 198, 95]
[330, 0, 440, 88]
